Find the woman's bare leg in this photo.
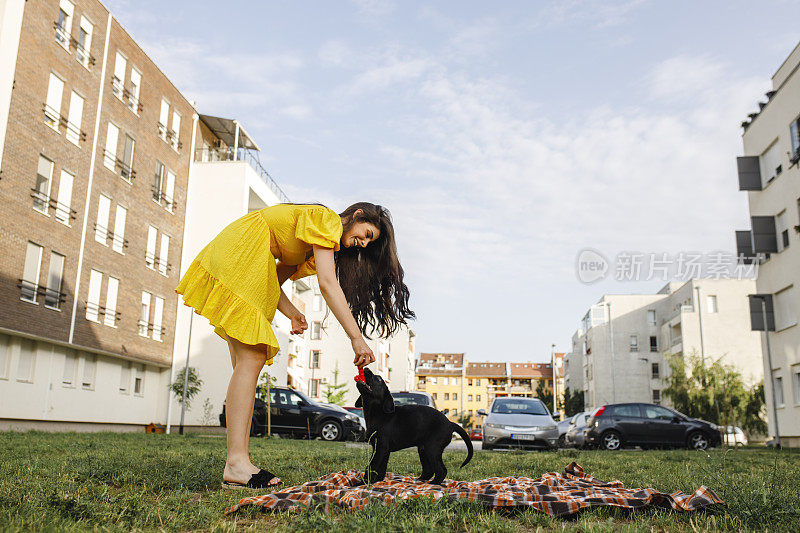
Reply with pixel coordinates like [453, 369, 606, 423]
[222, 336, 274, 484]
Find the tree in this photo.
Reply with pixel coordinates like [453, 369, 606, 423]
[535, 380, 553, 411]
[662, 351, 767, 438]
[169, 367, 202, 410]
[324, 365, 348, 406]
[562, 387, 585, 417]
[256, 370, 278, 436]
[457, 412, 474, 429]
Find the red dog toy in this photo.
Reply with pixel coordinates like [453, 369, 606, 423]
[354, 366, 365, 382]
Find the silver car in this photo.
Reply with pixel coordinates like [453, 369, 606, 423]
[478, 397, 559, 450]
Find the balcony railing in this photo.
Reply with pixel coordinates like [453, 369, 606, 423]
[18, 279, 67, 309]
[195, 147, 290, 203]
[31, 189, 78, 222]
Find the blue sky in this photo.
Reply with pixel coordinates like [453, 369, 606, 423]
[106, 0, 799, 362]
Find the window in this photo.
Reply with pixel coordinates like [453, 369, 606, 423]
[649, 335, 658, 352]
[44, 252, 65, 310]
[86, 269, 102, 322]
[54, 170, 74, 224]
[153, 161, 164, 202]
[476, 394, 481, 401]
[170, 110, 181, 150]
[647, 310, 656, 326]
[476, 379, 481, 386]
[152, 296, 164, 341]
[629, 335, 639, 352]
[774, 286, 797, 331]
[55, 1, 73, 48]
[119, 362, 131, 393]
[76, 16, 93, 68]
[138, 292, 151, 336]
[134, 365, 144, 395]
[432, 393, 437, 400]
[468, 379, 473, 386]
[453, 393, 457, 401]
[0, 334, 9, 380]
[442, 408, 449, 415]
[128, 68, 141, 113]
[444, 393, 449, 400]
[104, 123, 119, 170]
[774, 373, 784, 406]
[65, 91, 83, 145]
[611, 404, 641, 417]
[94, 195, 110, 244]
[468, 410, 473, 416]
[112, 205, 126, 254]
[707, 295, 718, 313]
[62, 349, 77, 386]
[120, 134, 134, 181]
[21, 242, 43, 303]
[792, 365, 800, 405]
[312, 294, 323, 311]
[158, 99, 169, 140]
[158, 234, 169, 275]
[776, 211, 790, 251]
[145, 226, 157, 268]
[104, 277, 118, 327]
[311, 322, 321, 340]
[164, 170, 175, 212]
[453, 378, 459, 385]
[310, 379, 320, 397]
[468, 394, 473, 401]
[310, 349, 320, 369]
[17, 338, 36, 383]
[760, 141, 783, 185]
[112, 52, 126, 99]
[33, 156, 54, 214]
[651, 362, 660, 379]
[81, 353, 96, 389]
[443, 377, 448, 386]
[429, 377, 437, 385]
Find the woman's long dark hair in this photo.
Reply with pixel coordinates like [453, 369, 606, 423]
[336, 202, 415, 337]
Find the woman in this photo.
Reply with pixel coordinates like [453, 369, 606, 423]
[175, 202, 413, 489]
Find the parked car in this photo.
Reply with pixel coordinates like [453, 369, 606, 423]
[564, 412, 589, 448]
[220, 387, 364, 441]
[390, 391, 437, 409]
[556, 416, 573, 447]
[343, 407, 363, 418]
[478, 397, 558, 450]
[723, 426, 748, 447]
[584, 403, 721, 451]
[469, 428, 482, 440]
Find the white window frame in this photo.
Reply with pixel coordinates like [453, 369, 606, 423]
[313, 294, 323, 312]
[112, 51, 126, 100]
[776, 210, 790, 252]
[45, 73, 64, 130]
[76, 16, 93, 68]
[139, 292, 151, 337]
[774, 285, 797, 331]
[44, 252, 65, 310]
[134, 364, 145, 396]
[21, 242, 43, 304]
[774, 373, 785, 407]
[792, 364, 800, 406]
[128, 68, 142, 114]
[170, 110, 181, 151]
[311, 321, 321, 340]
[164, 170, 175, 212]
[0, 334, 11, 380]
[55, 169, 74, 225]
[34, 155, 54, 215]
[153, 160, 164, 203]
[104, 276, 119, 327]
[120, 134, 135, 182]
[55, 1, 74, 49]
[145, 226, 157, 269]
[81, 353, 96, 390]
[159, 99, 169, 140]
[112, 205, 126, 254]
[17, 338, 36, 383]
[706, 295, 718, 314]
[104, 122, 119, 170]
[629, 334, 639, 352]
[95, 194, 111, 244]
[86, 269, 103, 322]
[152, 296, 164, 341]
[158, 234, 169, 276]
[647, 309, 656, 326]
[62, 349, 78, 387]
[65, 91, 84, 145]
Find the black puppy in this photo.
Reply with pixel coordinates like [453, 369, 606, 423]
[355, 367, 472, 484]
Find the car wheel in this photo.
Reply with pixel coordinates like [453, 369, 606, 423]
[601, 430, 622, 451]
[687, 431, 709, 451]
[557, 435, 566, 448]
[319, 420, 342, 441]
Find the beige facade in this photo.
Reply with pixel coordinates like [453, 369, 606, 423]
[566, 279, 764, 412]
[736, 41, 800, 447]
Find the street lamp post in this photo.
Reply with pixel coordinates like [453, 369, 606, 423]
[551, 343, 557, 417]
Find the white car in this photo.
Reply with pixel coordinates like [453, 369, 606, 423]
[723, 426, 748, 447]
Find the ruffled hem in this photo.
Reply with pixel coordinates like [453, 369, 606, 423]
[175, 260, 279, 365]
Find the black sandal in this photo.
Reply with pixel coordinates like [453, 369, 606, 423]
[221, 469, 283, 490]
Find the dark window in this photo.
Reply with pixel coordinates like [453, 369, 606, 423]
[610, 404, 641, 417]
[651, 362, 660, 379]
[649, 336, 658, 352]
[782, 230, 790, 249]
[650, 391, 662, 406]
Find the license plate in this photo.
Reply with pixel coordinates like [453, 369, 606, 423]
[511, 434, 537, 441]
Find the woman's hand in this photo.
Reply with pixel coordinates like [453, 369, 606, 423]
[290, 312, 308, 335]
[351, 337, 375, 368]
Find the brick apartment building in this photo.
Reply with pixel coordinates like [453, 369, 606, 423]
[0, 0, 196, 429]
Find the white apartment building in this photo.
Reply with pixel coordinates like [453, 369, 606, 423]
[735, 41, 800, 447]
[565, 279, 764, 412]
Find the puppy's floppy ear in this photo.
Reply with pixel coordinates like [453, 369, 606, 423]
[382, 392, 395, 414]
[355, 396, 363, 408]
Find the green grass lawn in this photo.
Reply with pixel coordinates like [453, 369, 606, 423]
[1, 432, 798, 532]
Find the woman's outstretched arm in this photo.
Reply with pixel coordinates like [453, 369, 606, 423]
[312, 246, 375, 367]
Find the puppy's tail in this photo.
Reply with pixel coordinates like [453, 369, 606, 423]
[451, 423, 473, 468]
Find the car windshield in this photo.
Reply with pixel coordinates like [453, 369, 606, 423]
[491, 398, 549, 415]
[391, 393, 429, 406]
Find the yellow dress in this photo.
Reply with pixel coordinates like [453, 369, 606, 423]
[175, 204, 343, 365]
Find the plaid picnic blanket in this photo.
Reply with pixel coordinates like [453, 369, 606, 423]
[224, 462, 723, 517]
